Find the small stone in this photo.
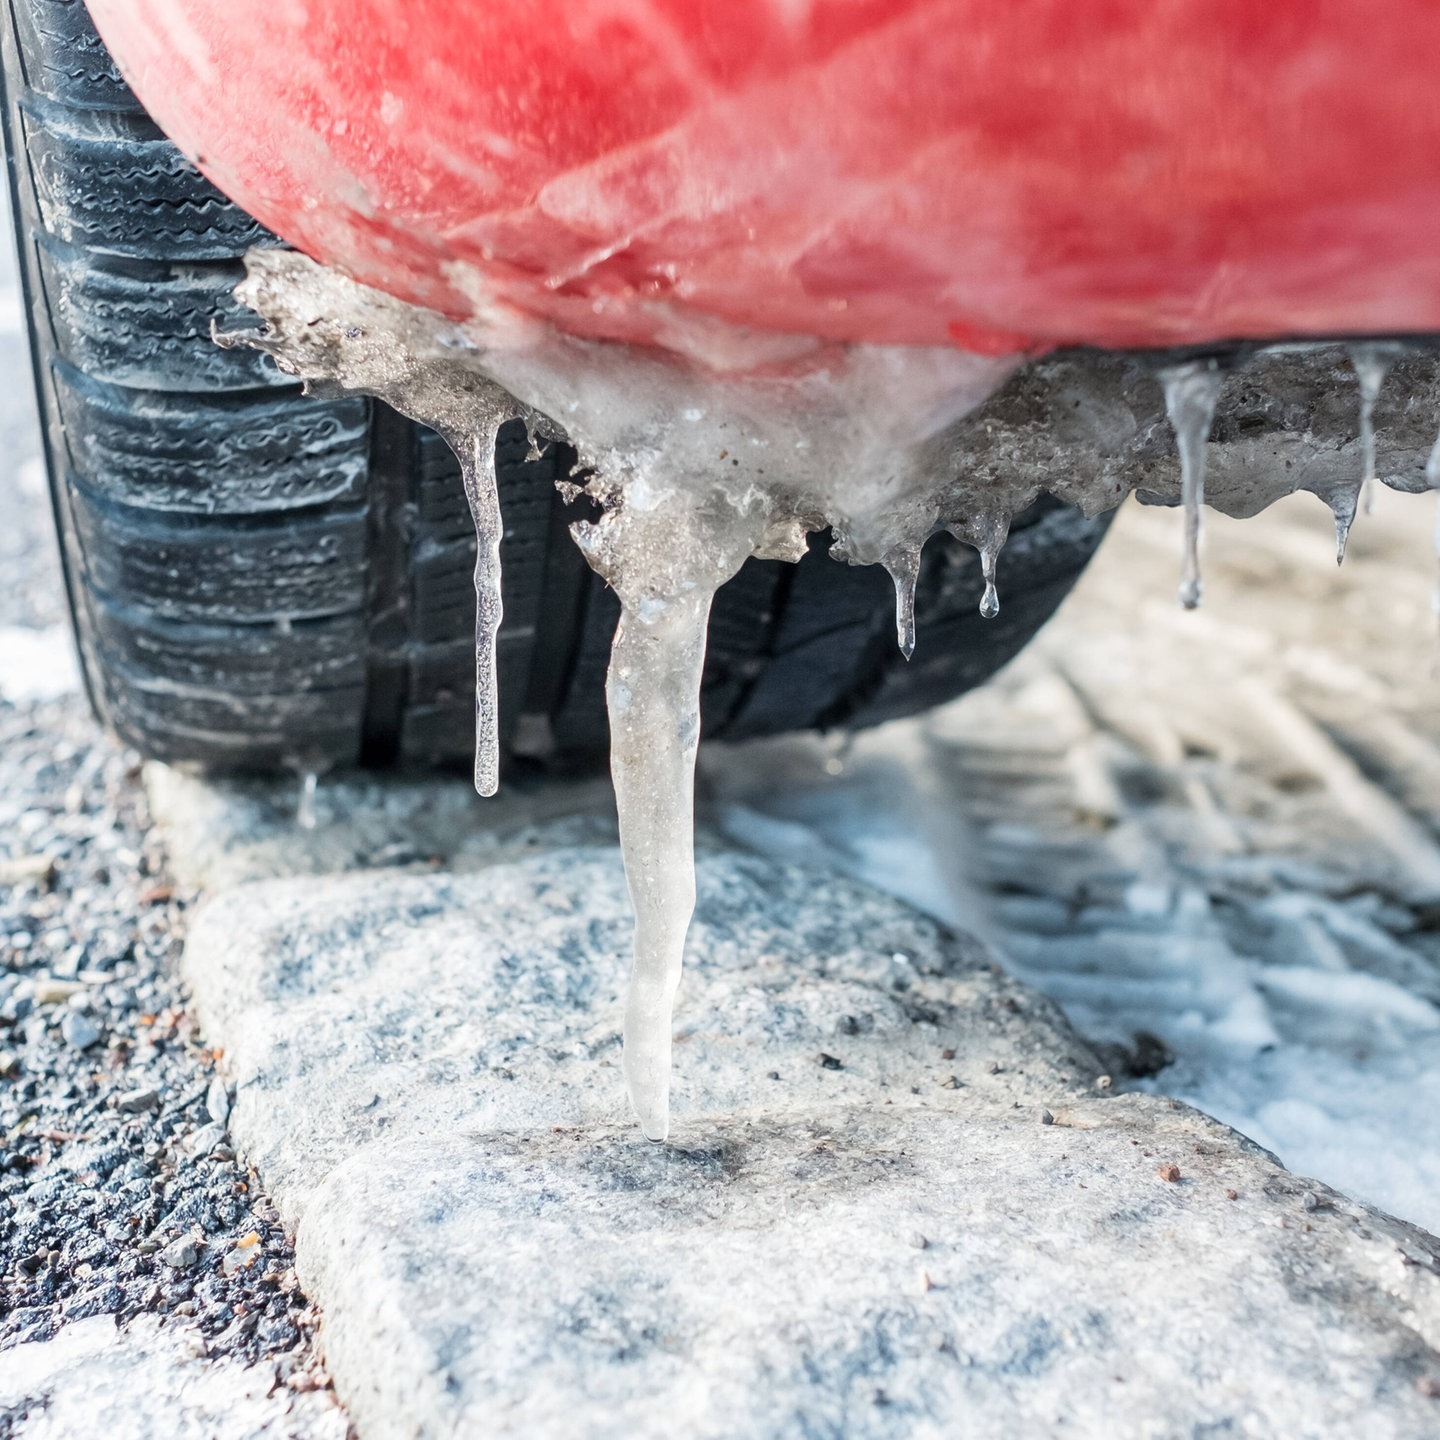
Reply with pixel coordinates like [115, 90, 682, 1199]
[32, 977, 85, 1006]
[909, 1232, 929, 1250]
[1095, 1074, 1113, 1091]
[940, 1047, 956, 1061]
[1040, 1109, 1055, 1126]
[1158, 1164, 1182, 1183]
[817, 1053, 843, 1071]
[222, 1232, 262, 1277]
[1417, 1377, 1440, 1399]
[185, 1122, 227, 1158]
[114, 1087, 160, 1113]
[0, 854, 54, 887]
[207, 1076, 232, 1127]
[0, 1050, 19, 1078]
[1226, 1189, 1239, 1202]
[1303, 1192, 1321, 1213]
[161, 1237, 202, 1270]
[60, 1011, 101, 1051]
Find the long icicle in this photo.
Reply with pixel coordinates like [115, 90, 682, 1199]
[459, 419, 506, 796]
[1160, 360, 1226, 610]
[608, 583, 719, 1141]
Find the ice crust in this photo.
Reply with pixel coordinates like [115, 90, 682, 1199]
[221, 248, 1435, 1140]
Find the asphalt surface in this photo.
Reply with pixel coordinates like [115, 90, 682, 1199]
[0, 209, 339, 1415]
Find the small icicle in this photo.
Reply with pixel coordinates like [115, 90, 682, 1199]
[1350, 344, 1392, 516]
[1331, 485, 1360, 566]
[1159, 360, 1226, 610]
[886, 545, 922, 660]
[459, 423, 506, 797]
[296, 769, 318, 830]
[975, 515, 1008, 619]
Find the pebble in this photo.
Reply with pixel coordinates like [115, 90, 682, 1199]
[222, 1233, 262, 1278]
[32, 977, 85, 1005]
[59, 1011, 100, 1050]
[114, 1087, 160, 1114]
[207, 1076, 232, 1127]
[161, 1237, 203, 1270]
[186, 1122, 228, 1159]
[0, 853, 54, 887]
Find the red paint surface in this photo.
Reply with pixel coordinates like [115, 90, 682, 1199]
[88, 0, 1440, 363]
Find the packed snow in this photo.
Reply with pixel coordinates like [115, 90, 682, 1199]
[707, 494, 1440, 1234]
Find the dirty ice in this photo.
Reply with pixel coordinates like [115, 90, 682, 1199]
[223, 249, 1439, 1145]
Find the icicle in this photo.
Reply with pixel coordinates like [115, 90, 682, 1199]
[1331, 485, 1360, 566]
[459, 422, 506, 797]
[1350, 344, 1392, 516]
[886, 545, 922, 659]
[607, 584, 719, 1141]
[296, 769, 318, 830]
[1159, 360, 1226, 610]
[974, 515, 1008, 619]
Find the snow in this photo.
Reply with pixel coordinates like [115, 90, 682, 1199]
[0, 1314, 345, 1439]
[0, 627, 79, 703]
[706, 493, 1440, 1236]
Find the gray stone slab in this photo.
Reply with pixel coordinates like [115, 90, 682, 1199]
[182, 847, 1440, 1438]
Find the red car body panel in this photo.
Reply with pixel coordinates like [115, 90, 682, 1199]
[88, 0, 1440, 364]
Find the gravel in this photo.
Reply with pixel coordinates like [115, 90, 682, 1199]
[0, 690, 333, 1396]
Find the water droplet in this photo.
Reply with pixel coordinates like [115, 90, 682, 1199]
[975, 515, 1007, 619]
[1160, 360, 1226, 610]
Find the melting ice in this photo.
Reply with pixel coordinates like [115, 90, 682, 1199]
[220, 249, 1437, 1142]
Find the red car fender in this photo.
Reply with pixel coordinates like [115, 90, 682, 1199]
[88, 0, 1440, 364]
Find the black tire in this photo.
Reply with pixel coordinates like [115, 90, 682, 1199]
[0, 0, 1112, 775]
